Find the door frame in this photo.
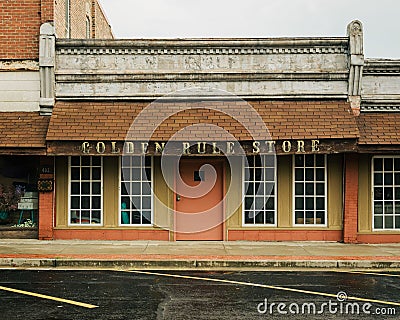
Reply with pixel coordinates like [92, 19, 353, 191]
[173, 157, 226, 241]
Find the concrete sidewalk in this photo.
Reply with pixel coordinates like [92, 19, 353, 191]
[1, 239, 400, 270]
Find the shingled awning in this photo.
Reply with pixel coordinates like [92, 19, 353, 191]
[357, 113, 400, 151]
[46, 100, 359, 155]
[0, 112, 49, 155]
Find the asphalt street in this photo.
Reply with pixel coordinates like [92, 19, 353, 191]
[0, 270, 399, 319]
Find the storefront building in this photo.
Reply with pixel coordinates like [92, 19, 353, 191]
[2, 14, 400, 243]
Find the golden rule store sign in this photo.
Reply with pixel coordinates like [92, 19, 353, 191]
[77, 140, 328, 155]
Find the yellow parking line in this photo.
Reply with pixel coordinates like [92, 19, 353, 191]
[0, 285, 98, 309]
[127, 270, 400, 307]
[335, 270, 400, 278]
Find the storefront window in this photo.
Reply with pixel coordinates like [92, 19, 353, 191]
[243, 155, 276, 225]
[120, 156, 152, 225]
[293, 154, 327, 226]
[69, 156, 102, 225]
[373, 156, 400, 230]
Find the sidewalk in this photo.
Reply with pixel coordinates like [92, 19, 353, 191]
[1, 239, 400, 270]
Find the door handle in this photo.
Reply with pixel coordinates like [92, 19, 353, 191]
[176, 194, 181, 201]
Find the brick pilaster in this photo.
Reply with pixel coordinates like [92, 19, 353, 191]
[38, 156, 54, 240]
[343, 153, 359, 243]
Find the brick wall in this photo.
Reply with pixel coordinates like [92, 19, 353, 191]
[343, 153, 359, 243]
[93, 0, 113, 39]
[38, 156, 54, 240]
[0, 0, 42, 60]
[54, 0, 113, 39]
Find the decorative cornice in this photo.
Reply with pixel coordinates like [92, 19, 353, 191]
[361, 105, 400, 112]
[56, 38, 348, 55]
[364, 59, 400, 74]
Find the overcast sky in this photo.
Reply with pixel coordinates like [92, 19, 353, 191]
[99, 0, 399, 59]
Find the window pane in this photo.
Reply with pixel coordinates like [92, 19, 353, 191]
[81, 157, 90, 166]
[266, 211, 274, 224]
[142, 197, 151, 210]
[374, 202, 383, 214]
[396, 216, 400, 229]
[122, 168, 130, 181]
[81, 197, 90, 209]
[265, 197, 274, 210]
[305, 197, 314, 210]
[92, 157, 101, 166]
[71, 196, 80, 209]
[305, 183, 314, 195]
[295, 197, 304, 210]
[316, 211, 325, 224]
[131, 168, 141, 180]
[142, 211, 151, 224]
[384, 202, 393, 214]
[92, 167, 101, 180]
[245, 182, 254, 196]
[384, 188, 393, 200]
[295, 211, 304, 224]
[71, 167, 80, 180]
[92, 211, 101, 224]
[384, 158, 393, 171]
[132, 182, 140, 194]
[131, 157, 141, 167]
[316, 183, 324, 195]
[71, 182, 80, 194]
[316, 168, 324, 181]
[255, 211, 264, 224]
[395, 173, 400, 185]
[305, 155, 314, 167]
[265, 168, 274, 181]
[374, 187, 383, 200]
[395, 159, 400, 171]
[374, 216, 383, 229]
[81, 182, 90, 194]
[295, 183, 304, 195]
[92, 182, 101, 195]
[295, 155, 304, 167]
[81, 167, 90, 180]
[245, 197, 253, 210]
[71, 157, 80, 166]
[305, 168, 314, 181]
[132, 211, 141, 224]
[384, 173, 393, 185]
[316, 197, 324, 210]
[295, 169, 304, 181]
[385, 216, 394, 229]
[255, 182, 264, 195]
[255, 197, 264, 210]
[142, 182, 151, 195]
[132, 196, 141, 209]
[315, 155, 325, 167]
[374, 173, 383, 185]
[374, 158, 383, 171]
[92, 197, 101, 209]
[244, 211, 253, 224]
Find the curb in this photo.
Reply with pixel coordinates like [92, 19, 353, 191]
[2, 258, 400, 270]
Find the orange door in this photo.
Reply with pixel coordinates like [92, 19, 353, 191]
[175, 159, 224, 240]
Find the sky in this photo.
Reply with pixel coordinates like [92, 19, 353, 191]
[98, 0, 400, 59]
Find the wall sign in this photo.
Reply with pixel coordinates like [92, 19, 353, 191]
[78, 140, 322, 155]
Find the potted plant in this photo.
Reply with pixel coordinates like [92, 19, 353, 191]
[0, 184, 22, 223]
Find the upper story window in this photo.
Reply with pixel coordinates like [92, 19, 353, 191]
[372, 156, 400, 230]
[293, 154, 327, 226]
[243, 155, 276, 225]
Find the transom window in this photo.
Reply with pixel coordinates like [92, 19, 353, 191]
[293, 154, 327, 226]
[372, 157, 400, 230]
[120, 156, 152, 225]
[243, 155, 276, 225]
[69, 156, 102, 225]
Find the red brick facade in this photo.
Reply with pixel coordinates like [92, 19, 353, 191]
[38, 156, 54, 240]
[343, 153, 359, 243]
